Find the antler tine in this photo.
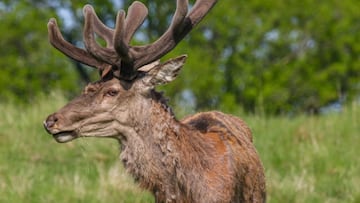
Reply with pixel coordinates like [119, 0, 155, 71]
[187, 0, 217, 27]
[82, 3, 149, 71]
[48, 0, 216, 81]
[128, 0, 217, 71]
[113, 10, 128, 60]
[124, 2, 148, 44]
[83, 5, 119, 66]
[169, 0, 188, 31]
[84, 5, 114, 47]
[47, 18, 104, 68]
[112, 0, 189, 79]
[113, 2, 148, 78]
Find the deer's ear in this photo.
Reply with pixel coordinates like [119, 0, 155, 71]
[140, 55, 187, 88]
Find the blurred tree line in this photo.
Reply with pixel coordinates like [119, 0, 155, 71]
[0, 0, 359, 114]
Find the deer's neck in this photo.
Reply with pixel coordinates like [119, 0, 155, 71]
[116, 91, 211, 200]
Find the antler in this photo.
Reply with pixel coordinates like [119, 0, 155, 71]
[48, 0, 217, 80]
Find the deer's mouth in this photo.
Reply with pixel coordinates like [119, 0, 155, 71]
[52, 131, 77, 143]
[43, 120, 78, 143]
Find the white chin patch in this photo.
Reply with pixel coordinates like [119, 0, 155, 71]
[53, 132, 76, 143]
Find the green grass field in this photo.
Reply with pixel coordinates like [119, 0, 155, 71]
[0, 93, 359, 203]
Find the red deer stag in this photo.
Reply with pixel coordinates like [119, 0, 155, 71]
[43, 0, 266, 202]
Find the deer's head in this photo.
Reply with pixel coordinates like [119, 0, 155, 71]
[43, 0, 216, 143]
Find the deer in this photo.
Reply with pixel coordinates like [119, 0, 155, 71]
[43, 0, 266, 202]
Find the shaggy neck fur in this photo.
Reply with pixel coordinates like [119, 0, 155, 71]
[116, 91, 214, 202]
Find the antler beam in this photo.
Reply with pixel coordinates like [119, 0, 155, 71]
[48, 0, 217, 80]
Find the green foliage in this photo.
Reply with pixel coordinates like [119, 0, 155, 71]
[0, 0, 359, 114]
[0, 1, 80, 103]
[123, 0, 360, 114]
[181, 0, 360, 114]
[0, 94, 359, 202]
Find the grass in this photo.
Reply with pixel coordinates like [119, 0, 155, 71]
[0, 93, 359, 203]
[245, 103, 360, 203]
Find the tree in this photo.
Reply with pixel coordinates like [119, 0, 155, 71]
[164, 0, 360, 114]
[1, 0, 359, 115]
[0, 0, 79, 102]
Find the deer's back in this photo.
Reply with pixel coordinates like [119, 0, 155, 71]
[182, 111, 253, 142]
[181, 111, 266, 203]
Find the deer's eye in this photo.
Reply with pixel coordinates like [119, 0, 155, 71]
[105, 89, 119, 97]
[85, 87, 96, 94]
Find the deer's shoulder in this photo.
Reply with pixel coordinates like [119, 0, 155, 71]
[181, 111, 253, 142]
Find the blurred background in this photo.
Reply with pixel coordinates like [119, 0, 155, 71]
[1, 0, 359, 114]
[0, 0, 359, 202]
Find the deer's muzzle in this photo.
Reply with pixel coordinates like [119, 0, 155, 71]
[43, 113, 77, 143]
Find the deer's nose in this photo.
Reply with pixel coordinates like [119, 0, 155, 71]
[44, 113, 59, 129]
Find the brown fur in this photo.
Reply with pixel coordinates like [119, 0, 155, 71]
[44, 1, 266, 201]
[123, 91, 266, 202]
[44, 78, 266, 203]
